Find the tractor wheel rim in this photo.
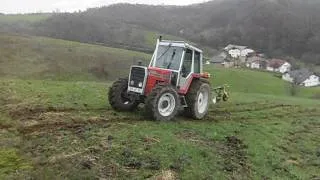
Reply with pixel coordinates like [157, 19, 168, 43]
[158, 93, 176, 117]
[197, 89, 209, 114]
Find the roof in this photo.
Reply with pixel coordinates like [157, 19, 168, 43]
[159, 40, 203, 53]
[224, 44, 247, 51]
[247, 56, 266, 63]
[252, 60, 261, 64]
[268, 59, 287, 68]
[288, 69, 314, 84]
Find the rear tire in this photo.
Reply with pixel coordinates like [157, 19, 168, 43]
[184, 79, 211, 119]
[145, 85, 180, 121]
[108, 78, 139, 111]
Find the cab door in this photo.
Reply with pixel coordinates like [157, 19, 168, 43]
[178, 48, 194, 93]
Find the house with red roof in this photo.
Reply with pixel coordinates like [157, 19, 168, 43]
[266, 59, 291, 73]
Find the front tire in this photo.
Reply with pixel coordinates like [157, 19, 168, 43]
[108, 78, 139, 111]
[185, 79, 211, 119]
[145, 85, 180, 121]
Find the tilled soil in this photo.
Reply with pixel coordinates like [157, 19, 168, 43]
[218, 136, 251, 179]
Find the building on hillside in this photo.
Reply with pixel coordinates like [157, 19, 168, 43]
[247, 60, 267, 69]
[282, 69, 320, 87]
[224, 44, 247, 52]
[240, 48, 255, 57]
[266, 59, 291, 73]
[246, 55, 268, 69]
[223, 44, 255, 64]
[210, 55, 225, 67]
[224, 44, 247, 59]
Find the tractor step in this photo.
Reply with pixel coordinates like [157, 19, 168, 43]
[180, 96, 188, 108]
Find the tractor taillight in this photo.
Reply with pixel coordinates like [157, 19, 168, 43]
[201, 72, 211, 78]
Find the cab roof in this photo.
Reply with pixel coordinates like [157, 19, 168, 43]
[159, 40, 203, 53]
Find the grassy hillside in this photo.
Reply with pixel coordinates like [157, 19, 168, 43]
[21, 1, 320, 65]
[0, 14, 51, 23]
[0, 33, 318, 97]
[0, 79, 319, 179]
[206, 66, 320, 98]
[0, 34, 151, 81]
[0, 34, 319, 179]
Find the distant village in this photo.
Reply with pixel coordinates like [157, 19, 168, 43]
[208, 44, 320, 87]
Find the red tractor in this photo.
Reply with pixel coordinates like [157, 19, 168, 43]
[109, 37, 226, 121]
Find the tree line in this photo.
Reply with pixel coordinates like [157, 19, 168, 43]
[1, 0, 320, 65]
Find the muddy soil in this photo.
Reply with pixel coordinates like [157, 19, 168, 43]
[219, 136, 251, 179]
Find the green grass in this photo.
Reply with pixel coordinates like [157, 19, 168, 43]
[0, 78, 319, 179]
[0, 34, 151, 81]
[0, 14, 51, 23]
[0, 34, 319, 179]
[206, 66, 320, 98]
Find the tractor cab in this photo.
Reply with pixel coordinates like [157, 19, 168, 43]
[130, 38, 206, 95]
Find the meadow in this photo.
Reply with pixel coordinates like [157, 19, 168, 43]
[0, 34, 319, 179]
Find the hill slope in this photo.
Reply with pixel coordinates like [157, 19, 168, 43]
[30, 0, 320, 64]
[1, 0, 320, 64]
[0, 34, 151, 81]
[1, 78, 319, 179]
[0, 33, 319, 180]
[206, 67, 319, 98]
[0, 33, 319, 97]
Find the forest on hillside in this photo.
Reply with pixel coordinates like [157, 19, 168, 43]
[1, 0, 320, 65]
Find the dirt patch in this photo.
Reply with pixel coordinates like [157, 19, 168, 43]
[278, 120, 320, 178]
[169, 154, 192, 172]
[17, 112, 110, 135]
[210, 103, 297, 114]
[120, 147, 161, 171]
[3, 103, 113, 135]
[175, 129, 215, 147]
[6, 104, 78, 121]
[218, 136, 251, 179]
[0, 124, 12, 129]
[153, 170, 176, 180]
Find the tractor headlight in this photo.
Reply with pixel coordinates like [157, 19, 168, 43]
[138, 82, 143, 88]
[130, 80, 134, 86]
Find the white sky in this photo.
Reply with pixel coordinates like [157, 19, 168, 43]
[0, 0, 210, 14]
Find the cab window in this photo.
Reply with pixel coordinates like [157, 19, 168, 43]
[182, 49, 193, 77]
[194, 51, 201, 73]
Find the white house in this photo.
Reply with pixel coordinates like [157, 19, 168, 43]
[241, 48, 255, 57]
[224, 45, 255, 63]
[267, 59, 291, 73]
[303, 75, 320, 87]
[224, 44, 247, 51]
[228, 49, 241, 58]
[246, 55, 267, 70]
[282, 69, 320, 87]
[247, 60, 261, 69]
[224, 44, 247, 58]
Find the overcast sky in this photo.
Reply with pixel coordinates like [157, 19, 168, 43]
[0, 0, 210, 14]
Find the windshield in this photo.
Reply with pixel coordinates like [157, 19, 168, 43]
[153, 45, 183, 70]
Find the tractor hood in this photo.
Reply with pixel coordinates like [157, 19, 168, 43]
[144, 67, 173, 95]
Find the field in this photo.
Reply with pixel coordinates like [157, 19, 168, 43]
[0, 34, 151, 81]
[1, 34, 320, 179]
[0, 78, 319, 179]
[0, 14, 51, 23]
